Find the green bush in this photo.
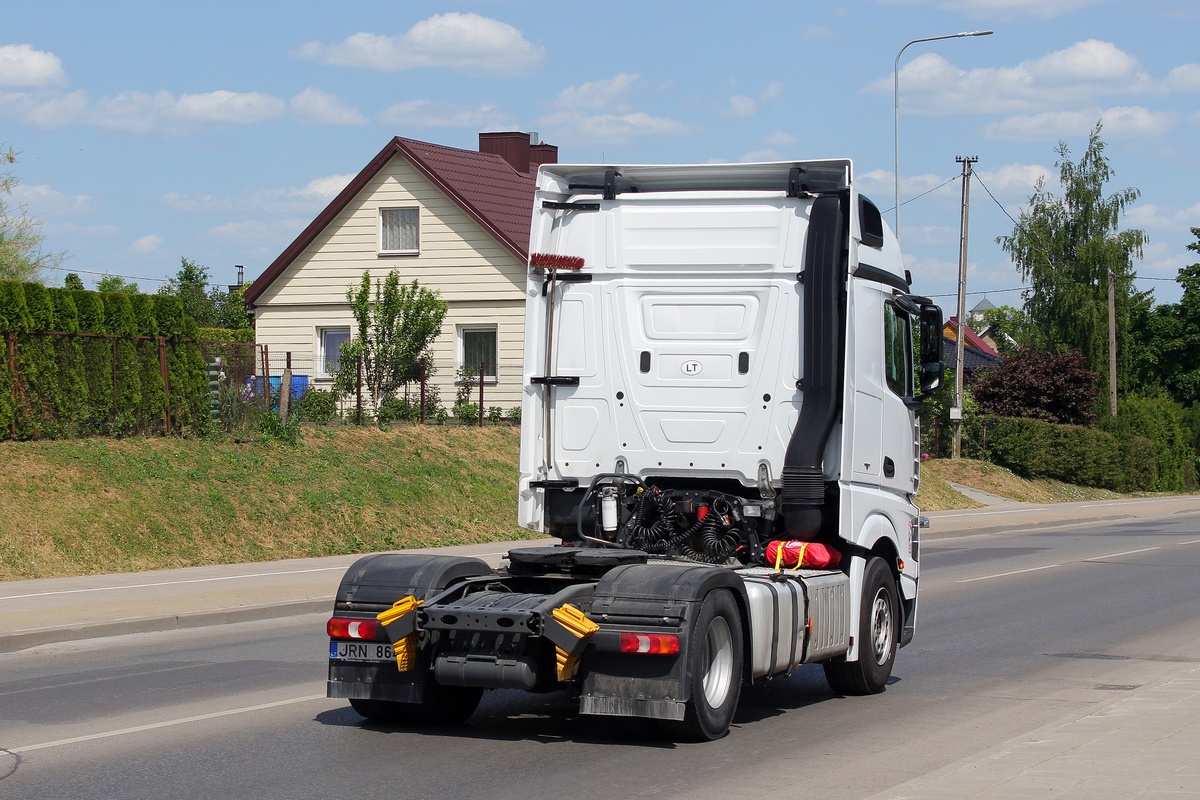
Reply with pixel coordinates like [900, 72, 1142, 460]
[377, 395, 419, 424]
[1099, 394, 1195, 491]
[980, 414, 1169, 492]
[486, 405, 504, 424]
[293, 388, 338, 424]
[258, 409, 300, 445]
[504, 405, 521, 425]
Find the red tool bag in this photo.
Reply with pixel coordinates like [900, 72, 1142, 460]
[765, 540, 842, 570]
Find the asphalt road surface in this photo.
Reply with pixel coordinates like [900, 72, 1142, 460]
[3, 513, 1199, 800]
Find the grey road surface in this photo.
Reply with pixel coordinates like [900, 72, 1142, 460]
[2, 513, 1199, 800]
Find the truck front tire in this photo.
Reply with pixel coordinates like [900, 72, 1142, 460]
[660, 589, 744, 741]
[823, 556, 898, 695]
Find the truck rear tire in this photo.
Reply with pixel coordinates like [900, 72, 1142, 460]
[659, 589, 743, 741]
[823, 556, 898, 695]
[350, 684, 483, 725]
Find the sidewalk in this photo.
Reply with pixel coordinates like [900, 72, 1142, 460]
[2, 495, 1197, 654]
[868, 664, 1200, 800]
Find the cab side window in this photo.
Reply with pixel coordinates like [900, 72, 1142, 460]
[884, 303, 914, 398]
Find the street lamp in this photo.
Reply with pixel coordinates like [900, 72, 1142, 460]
[893, 30, 992, 239]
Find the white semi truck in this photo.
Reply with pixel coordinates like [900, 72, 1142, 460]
[326, 160, 945, 740]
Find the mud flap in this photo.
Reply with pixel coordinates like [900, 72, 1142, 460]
[580, 562, 748, 721]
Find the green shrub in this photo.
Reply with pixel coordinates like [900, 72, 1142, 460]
[377, 395, 419, 424]
[293, 388, 338, 424]
[504, 405, 521, 425]
[1099, 394, 1194, 491]
[487, 405, 504, 424]
[258, 409, 300, 445]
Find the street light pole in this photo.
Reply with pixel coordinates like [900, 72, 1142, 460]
[894, 30, 992, 240]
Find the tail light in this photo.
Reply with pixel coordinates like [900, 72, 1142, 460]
[327, 618, 380, 641]
[620, 632, 680, 655]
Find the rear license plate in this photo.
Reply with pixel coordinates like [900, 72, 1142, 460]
[330, 640, 394, 662]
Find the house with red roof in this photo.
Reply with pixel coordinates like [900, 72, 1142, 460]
[942, 316, 1003, 376]
[244, 132, 556, 410]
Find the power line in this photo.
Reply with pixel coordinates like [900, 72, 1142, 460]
[46, 264, 235, 289]
[881, 174, 960, 214]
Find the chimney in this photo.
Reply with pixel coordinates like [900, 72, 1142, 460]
[479, 131, 556, 175]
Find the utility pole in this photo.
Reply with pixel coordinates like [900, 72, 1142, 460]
[952, 156, 977, 459]
[1108, 271, 1118, 416]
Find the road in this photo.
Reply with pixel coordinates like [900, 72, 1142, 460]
[2, 512, 1199, 800]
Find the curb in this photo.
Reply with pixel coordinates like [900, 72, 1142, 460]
[0, 598, 331, 654]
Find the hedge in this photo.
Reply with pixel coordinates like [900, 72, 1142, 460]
[0, 280, 218, 439]
[977, 414, 1190, 492]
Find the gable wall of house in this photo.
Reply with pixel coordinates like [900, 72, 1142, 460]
[253, 153, 530, 410]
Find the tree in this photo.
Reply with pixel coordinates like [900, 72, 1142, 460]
[972, 348, 1099, 426]
[978, 305, 1039, 356]
[1129, 227, 1200, 406]
[157, 258, 251, 330]
[63, 273, 85, 290]
[158, 257, 215, 324]
[998, 125, 1147, 395]
[334, 271, 448, 412]
[1, 144, 66, 283]
[96, 274, 140, 294]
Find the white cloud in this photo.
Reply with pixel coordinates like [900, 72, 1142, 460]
[129, 235, 162, 255]
[873, 40, 1159, 115]
[740, 149, 781, 162]
[289, 88, 367, 125]
[1123, 201, 1200, 232]
[726, 81, 786, 118]
[876, 0, 1109, 19]
[554, 73, 640, 112]
[9, 183, 92, 215]
[290, 173, 355, 201]
[539, 111, 695, 144]
[0, 44, 67, 88]
[983, 106, 1178, 140]
[1167, 64, 1200, 93]
[295, 13, 545, 76]
[5, 87, 288, 133]
[172, 90, 285, 124]
[205, 218, 307, 246]
[976, 163, 1054, 193]
[378, 99, 511, 129]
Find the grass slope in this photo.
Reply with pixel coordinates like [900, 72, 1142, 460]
[1, 433, 1158, 581]
[0, 427, 536, 581]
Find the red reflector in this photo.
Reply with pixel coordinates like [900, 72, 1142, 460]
[620, 632, 680, 655]
[327, 618, 379, 641]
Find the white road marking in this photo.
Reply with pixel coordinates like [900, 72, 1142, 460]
[0, 568, 348, 601]
[8, 694, 328, 753]
[1177, 539, 1200, 546]
[958, 564, 1062, 583]
[1085, 546, 1161, 561]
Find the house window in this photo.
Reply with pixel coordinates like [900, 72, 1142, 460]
[320, 327, 351, 377]
[379, 207, 419, 254]
[460, 326, 498, 383]
[884, 304, 913, 398]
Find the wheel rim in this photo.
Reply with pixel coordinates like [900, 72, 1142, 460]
[869, 588, 894, 666]
[702, 615, 735, 708]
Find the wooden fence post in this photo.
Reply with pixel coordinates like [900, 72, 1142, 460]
[158, 336, 171, 436]
[279, 351, 292, 423]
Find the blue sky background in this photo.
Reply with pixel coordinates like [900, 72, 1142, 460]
[3, 0, 1197, 309]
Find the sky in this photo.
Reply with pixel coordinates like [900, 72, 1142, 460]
[2, 0, 1198, 310]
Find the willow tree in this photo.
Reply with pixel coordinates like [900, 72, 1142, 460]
[998, 125, 1147, 394]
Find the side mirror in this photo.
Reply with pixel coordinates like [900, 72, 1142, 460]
[918, 304, 945, 394]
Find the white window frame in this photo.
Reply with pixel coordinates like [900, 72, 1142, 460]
[459, 325, 498, 385]
[378, 207, 420, 256]
[318, 327, 351, 379]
